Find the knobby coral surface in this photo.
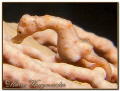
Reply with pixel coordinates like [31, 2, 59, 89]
[3, 14, 118, 89]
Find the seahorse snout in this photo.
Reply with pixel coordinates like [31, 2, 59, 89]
[11, 36, 23, 44]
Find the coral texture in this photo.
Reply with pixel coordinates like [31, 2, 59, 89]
[3, 14, 118, 89]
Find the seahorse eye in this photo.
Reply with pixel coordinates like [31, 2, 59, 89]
[18, 31, 21, 34]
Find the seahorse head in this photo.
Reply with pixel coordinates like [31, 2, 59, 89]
[11, 14, 37, 44]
